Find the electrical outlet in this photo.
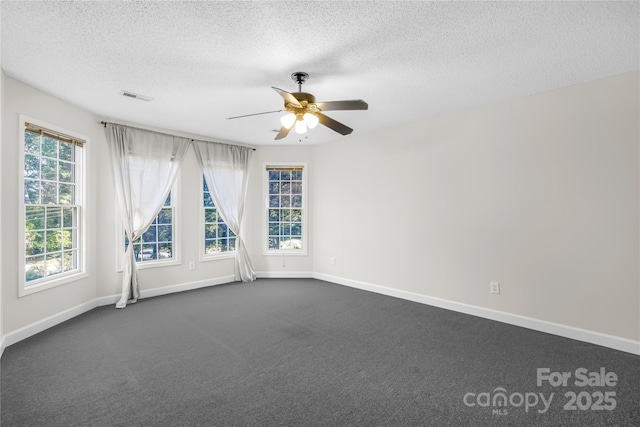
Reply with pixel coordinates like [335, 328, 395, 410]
[330, 257, 336, 265]
[188, 261, 196, 270]
[490, 282, 500, 294]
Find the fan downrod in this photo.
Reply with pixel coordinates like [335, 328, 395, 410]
[291, 72, 309, 92]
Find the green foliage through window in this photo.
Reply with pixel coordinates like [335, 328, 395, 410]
[24, 128, 81, 283]
[267, 167, 303, 251]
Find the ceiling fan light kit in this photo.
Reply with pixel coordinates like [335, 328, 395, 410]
[228, 71, 368, 140]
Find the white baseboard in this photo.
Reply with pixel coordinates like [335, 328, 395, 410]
[314, 273, 640, 356]
[256, 271, 314, 279]
[3, 272, 638, 357]
[1, 276, 237, 354]
[139, 275, 236, 299]
[2, 297, 101, 350]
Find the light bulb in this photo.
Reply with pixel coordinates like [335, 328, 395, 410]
[303, 112, 319, 129]
[294, 119, 307, 134]
[280, 113, 296, 129]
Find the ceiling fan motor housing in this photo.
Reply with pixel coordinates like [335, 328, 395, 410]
[287, 92, 318, 114]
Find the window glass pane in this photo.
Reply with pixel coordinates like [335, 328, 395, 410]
[59, 184, 74, 204]
[46, 207, 62, 228]
[204, 208, 217, 223]
[46, 230, 63, 252]
[41, 182, 57, 204]
[59, 141, 74, 161]
[281, 182, 291, 194]
[26, 231, 45, 256]
[205, 224, 216, 239]
[268, 223, 279, 236]
[268, 237, 280, 250]
[142, 225, 157, 243]
[62, 229, 74, 250]
[157, 208, 172, 224]
[158, 243, 172, 259]
[291, 223, 302, 236]
[266, 167, 304, 252]
[62, 250, 77, 272]
[268, 170, 280, 181]
[269, 182, 280, 194]
[205, 240, 216, 254]
[25, 256, 45, 282]
[24, 155, 40, 179]
[41, 158, 57, 181]
[26, 206, 45, 230]
[59, 161, 74, 182]
[63, 207, 75, 227]
[25, 132, 40, 154]
[141, 244, 156, 261]
[24, 180, 41, 204]
[46, 252, 62, 276]
[41, 137, 58, 158]
[158, 225, 172, 242]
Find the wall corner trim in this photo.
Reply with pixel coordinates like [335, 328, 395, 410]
[313, 273, 640, 356]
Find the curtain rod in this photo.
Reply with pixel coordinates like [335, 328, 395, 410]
[100, 121, 256, 151]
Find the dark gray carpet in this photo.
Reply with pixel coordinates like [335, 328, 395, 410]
[1, 278, 638, 426]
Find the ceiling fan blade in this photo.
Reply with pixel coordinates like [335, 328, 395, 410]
[272, 87, 302, 108]
[274, 125, 293, 140]
[227, 110, 282, 120]
[315, 99, 368, 111]
[316, 112, 353, 135]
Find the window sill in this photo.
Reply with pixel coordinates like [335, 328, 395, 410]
[263, 250, 308, 257]
[200, 252, 236, 262]
[116, 258, 180, 272]
[20, 271, 89, 297]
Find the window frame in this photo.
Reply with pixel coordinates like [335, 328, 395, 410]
[115, 180, 181, 271]
[18, 115, 88, 297]
[263, 163, 308, 256]
[199, 175, 236, 262]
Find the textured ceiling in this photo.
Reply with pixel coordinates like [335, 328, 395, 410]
[1, 1, 638, 146]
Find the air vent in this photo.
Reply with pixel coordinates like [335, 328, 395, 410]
[120, 90, 154, 102]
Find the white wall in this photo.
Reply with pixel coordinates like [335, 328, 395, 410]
[312, 71, 639, 342]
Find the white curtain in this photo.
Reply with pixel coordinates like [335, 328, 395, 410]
[105, 123, 191, 308]
[192, 140, 256, 282]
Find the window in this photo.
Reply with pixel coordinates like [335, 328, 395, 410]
[202, 177, 236, 257]
[265, 165, 306, 254]
[21, 118, 85, 295]
[124, 193, 175, 263]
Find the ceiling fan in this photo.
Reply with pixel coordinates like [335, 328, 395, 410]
[227, 72, 368, 140]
